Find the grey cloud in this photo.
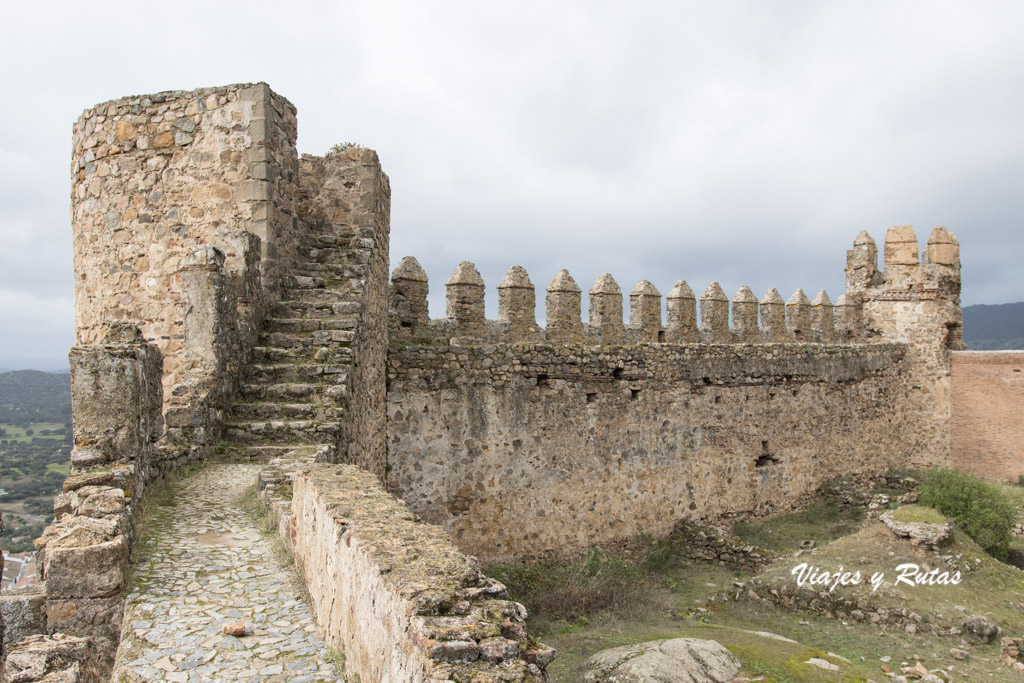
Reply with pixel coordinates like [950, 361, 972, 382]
[2, 0, 1022, 365]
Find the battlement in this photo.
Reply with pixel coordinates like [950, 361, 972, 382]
[391, 259, 867, 347]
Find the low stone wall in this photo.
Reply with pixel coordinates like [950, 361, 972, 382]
[3, 325, 165, 675]
[387, 341, 917, 561]
[951, 351, 1024, 481]
[290, 463, 554, 682]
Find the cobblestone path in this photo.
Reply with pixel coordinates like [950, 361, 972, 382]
[114, 463, 337, 682]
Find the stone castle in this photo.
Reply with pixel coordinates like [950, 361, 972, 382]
[1, 81, 1022, 682]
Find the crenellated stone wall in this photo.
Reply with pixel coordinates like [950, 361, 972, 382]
[846, 226, 964, 466]
[390, 259, 866, 348]
[386, 226, 962, 561]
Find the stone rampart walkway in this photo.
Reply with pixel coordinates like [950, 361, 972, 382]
[113, 463, 337, 682]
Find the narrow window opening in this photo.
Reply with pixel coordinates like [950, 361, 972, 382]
[657, 330, 665, 343]
[537, 374, 549, 387]
[586, 392, 598, 404]
[714, 395, 722, 405]
[630, 389, 641, 400]
[755, 453, 779, 467]
[400, 321, 412, 328]
[613, 368, 624, 380]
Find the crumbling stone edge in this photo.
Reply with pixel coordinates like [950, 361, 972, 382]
[257, 461, 555, 682]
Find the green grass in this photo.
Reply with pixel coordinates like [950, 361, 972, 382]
[755, 520, 1024, 635]
[731, 496, 865, 554]
[886, 504, 946, 524]
[0, 421, 66, 443]
[45, 461, 71, 476]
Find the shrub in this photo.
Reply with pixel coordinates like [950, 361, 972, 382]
[919, 468, 1016, 560]
[328, 142, 361, 154]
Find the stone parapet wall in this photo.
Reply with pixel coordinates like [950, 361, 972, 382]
[386, 341, 916, 561]
[950, 351, 1024, 481]
[289, 464, 553, 682]
[390, 258, 863, 347]
[4, 326, 167, 674]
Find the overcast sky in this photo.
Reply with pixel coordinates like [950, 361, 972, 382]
[1, 1, 1021, 370]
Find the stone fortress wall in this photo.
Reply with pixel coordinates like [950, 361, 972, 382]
[385, 225, 964, 560]
[6, 80, 1021, 682]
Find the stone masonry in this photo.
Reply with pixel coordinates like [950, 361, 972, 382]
[5, 81, 1000, 681]
[384, 225, 962, 561]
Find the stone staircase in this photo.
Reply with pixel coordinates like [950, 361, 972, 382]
[223, 230, 365, 464]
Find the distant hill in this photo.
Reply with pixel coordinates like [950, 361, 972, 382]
[0, 370, 72, 425]
[963, 302, 1024, 350]
[0, 367, 9, 374]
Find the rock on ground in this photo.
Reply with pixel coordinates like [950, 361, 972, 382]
[962, 614, 1001, 643]
[583, 638, 740, 683]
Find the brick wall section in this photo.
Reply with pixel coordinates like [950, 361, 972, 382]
[950, 351, 1024, 481]
[290, 464, 553, 682]
[387, 342, 917, 561]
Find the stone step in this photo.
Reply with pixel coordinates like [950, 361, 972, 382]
[305, 233, 356, 249]
[298, 246, 373, 265]
[291, 286, 365, 305]
[248, 362, 350, 384]
[264, 317, 358, 334]
[223, 419, 342, 445]
[219, 443, 335, 463]
[230, 401, 344, 421]
[268, 299, 362, 320]
[258, 329, 355, 349]
[251, 346, 351, 366]
[293, 262, 367, 280]
[283, 274, 327, 289]
[240, 381, 347, 403]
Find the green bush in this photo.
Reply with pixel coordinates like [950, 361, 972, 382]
[919, 468, 1016, 560]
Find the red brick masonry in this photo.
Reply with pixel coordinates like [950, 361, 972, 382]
[951, 351, 1024, 481]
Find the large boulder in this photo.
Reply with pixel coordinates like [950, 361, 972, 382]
[583, 638, 740, 682]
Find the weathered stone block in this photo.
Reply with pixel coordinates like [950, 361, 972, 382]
[0, 589, 47, 650]
[43, 533, 128, 599]
[4, 633, 101, 683]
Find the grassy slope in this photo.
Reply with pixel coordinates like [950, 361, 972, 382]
[494, 488, 1024, 682]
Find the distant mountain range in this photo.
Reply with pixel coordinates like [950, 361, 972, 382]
[963, 302, 1024, 350]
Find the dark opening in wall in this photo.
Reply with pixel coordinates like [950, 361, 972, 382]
[613, 368, 624, 380]
[586, 392, 597, 403]
[400, 321, 412, 328]
[630, 389, 641, 400]
[756, 453, 779, 467]
[537, 374, 549, 387]
[658, 330, 665, 343]
[714, 396, 722, 404]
